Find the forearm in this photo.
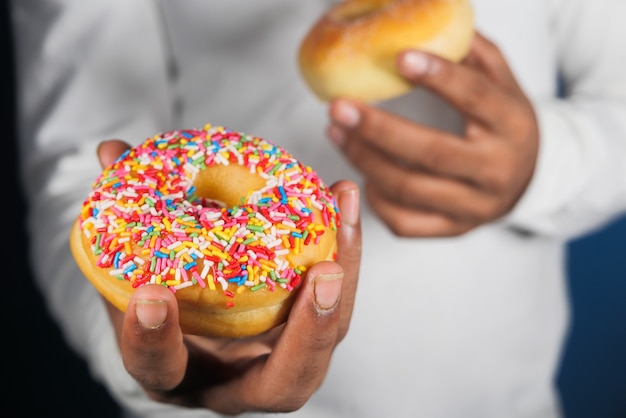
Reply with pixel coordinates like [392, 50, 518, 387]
[502, 0, 626, 239]
[504, 98, 626, 239]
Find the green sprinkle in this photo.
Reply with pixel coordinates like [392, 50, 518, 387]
[246, 224, 264, 233]
[251, 283, 266, 291]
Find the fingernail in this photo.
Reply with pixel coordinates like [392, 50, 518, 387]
[314, 273, 343, 312]
[339, 187, 359, 227]
[333, 100, 360, 128]
[400, 51, 433, 77]
[135, 299, 167, 329]
[327, 124, 347, 147]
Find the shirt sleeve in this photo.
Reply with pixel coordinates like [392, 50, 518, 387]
[11, 1, 219, 416]
[503, 0, 626, 239]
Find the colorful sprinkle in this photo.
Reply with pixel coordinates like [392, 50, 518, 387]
[79, 124, 340, 307]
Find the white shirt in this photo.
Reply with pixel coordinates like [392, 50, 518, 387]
[12, 1, 626, 417]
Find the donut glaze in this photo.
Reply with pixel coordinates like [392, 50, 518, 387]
[70, 124, 339, 338]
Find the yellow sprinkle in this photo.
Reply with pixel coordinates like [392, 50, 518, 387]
[183, 241, 199, 249]
[165, 280, 181, 286]
[163, 218, 171, 231]
[281, 235, 291, 249]
[80, 206, 91, 218]
[208, 274, 216, 290]
[279, 224, 300, 233]
[237, 286, 246, 294]
[100, 179, 120, 189]
[155, 275, 162, 285]
[124, 241, 132, 254]
[295, 237, 302, 254]
[182, 253, 193, 263]
[260, 259, 278, 270]
[213, 249, 229, 260]
[108, 237, 119, 250]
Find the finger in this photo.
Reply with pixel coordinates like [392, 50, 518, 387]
[349, 143, 495, 222]
[199, 261, 346, 414]
[262, 260, 346, 406]
[119, 284, 188, 393]
[190, 182, 362, 414]
[365, 183, 474, 237]
[328, 100, 484, 180]
[97, 139, 131, 169]
[396, 49, 518, 130]
[463, 32, 524, 94]
[329, 180, 361, 341]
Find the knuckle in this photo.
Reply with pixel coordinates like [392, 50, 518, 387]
[269, 396, 308, 413]
[470, 200, 500, 223]
[393, 176, 422, 208]
[460, 76, 491, 109]
[384, 214, 417, 238]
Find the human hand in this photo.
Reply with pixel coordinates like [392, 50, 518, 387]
[96, 140, 362, 414]
[327, 32, 539, 237]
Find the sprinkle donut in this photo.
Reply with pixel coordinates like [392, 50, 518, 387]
[70, 124, 339, 338]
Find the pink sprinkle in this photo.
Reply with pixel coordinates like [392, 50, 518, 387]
[192, 271, 206, 288]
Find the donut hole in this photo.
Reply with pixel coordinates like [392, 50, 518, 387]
[331, 0, 394, 23]
[192, 164, 266, 208]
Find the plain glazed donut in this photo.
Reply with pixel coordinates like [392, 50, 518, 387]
[298, 0, 474, 102]
[70, 124, 339, 338]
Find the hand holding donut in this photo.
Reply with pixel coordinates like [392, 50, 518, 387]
[326, 32, 539, 237]
[97, 140, 362, 414]
[72, 126, 344, 338]
[299, 0, 474, 102]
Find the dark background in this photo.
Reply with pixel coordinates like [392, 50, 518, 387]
[3, 3, 625, 417]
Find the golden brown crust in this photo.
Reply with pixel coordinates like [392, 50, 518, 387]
[298, 0, 475, 102]
[71, 213, 337, 338]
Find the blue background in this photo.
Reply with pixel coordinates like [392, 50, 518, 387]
[558, 215, 626, 418]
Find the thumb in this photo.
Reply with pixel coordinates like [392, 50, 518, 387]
[120, 284, 188, 392]
[97, 139, 131, 169]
